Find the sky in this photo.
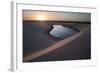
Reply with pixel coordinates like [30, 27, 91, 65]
[23, 10, 91, 22]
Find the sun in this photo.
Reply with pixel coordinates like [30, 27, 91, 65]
[36, 15, 46, 21]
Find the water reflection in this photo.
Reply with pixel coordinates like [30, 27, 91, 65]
[49, 25, 78, 39]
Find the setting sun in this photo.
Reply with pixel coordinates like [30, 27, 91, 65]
[36, 15, 47, 21]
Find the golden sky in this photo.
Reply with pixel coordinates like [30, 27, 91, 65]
[23, 10, 91, 22]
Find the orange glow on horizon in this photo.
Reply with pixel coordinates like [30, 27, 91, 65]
[23, 14, 64, 21]
[23, 14, 49, 21]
